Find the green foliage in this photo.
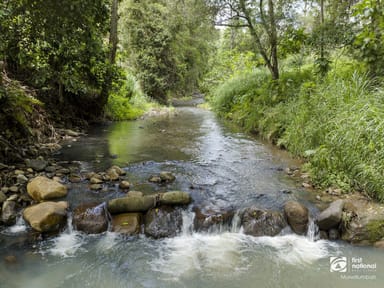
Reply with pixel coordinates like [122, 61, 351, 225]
[122, 0, 216, 103]
[105, 73, 152, 120]
[1, 0, 115, 117]
[0, 77, 42, 139]
[212, 54, 384, 201]
[352, 0, 384, 77]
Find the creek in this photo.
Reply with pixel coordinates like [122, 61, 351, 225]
[0, 107, 382, 287]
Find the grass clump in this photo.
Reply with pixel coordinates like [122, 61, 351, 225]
[211, 59, 384, 201]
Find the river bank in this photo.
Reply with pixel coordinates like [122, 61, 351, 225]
[1, 106, 383, 287]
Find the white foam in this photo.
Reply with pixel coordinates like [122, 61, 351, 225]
[6, 216, 27, 233]
[48, 230, 86, 258]
[151, 231, 339, 279]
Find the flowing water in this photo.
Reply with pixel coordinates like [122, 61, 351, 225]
[1, 107, 383, 287]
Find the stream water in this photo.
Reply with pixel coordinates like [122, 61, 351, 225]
[0, 107, 383, 287]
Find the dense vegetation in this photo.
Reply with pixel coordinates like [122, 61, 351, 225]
[206, 0, 384, 201]
[0, 0, 216, 161]
[2, 0, 384, 201]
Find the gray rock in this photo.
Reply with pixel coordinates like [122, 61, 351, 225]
[159, 191, 191, 206]
[111, 213, 142, 235]
[144, 206, 182, 238]
[341, 199, 384, 245]
[107, 195, 156, 214]
[159, 171, 176, 183]
[148, 175, 162, 183]
[27, 176, 68, 201]
[127, 191, 144, 197]
[45, 166, 57, 173]
[328, 228, 340, 240]
[241, 207, 287, 236]
[193, 206, 234, 232]
[17, 174, 28, 184]
[9, 186, 19, 193]
[284, 201, 309, 235]
[0, 191, 7, 204]
[23, 201, 68, 233]
[26, 158, 48, 172]
[72, 203, 108, 234]
[2, 199, 18, 225]
[316, 199, 344, 230]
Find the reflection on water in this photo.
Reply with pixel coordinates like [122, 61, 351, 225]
[1, 107, 383, 288]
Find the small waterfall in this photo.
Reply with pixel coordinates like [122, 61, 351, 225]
[6, 214, 27, 234]
[47, 212, 86, 257]
[181, 210, 195, 236]
[306, 218, 320, 242]
[230, 211, 242, 233]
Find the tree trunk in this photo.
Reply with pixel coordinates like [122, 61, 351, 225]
[320, 0, 325, 61]
[109, 0, 119, 64]
[267, 0, 279, 80]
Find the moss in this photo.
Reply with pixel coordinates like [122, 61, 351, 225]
[366, 220, 384, 243]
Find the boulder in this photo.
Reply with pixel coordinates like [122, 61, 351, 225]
[316, 199, 344, 230]
[110, 165, 126, 176]
[107, 168, 119, 181]
[158, 191, 191, 206]
[90, 177, 103, 184]
[111, 213, 142, 235]
[328, 228, 340, 240]
[148, 171, 176, 183]
[374, 240, 384, 249]
[341, 199, 384, 245]
[193, 206, 234, 231]
[107, 195, 156, 214]
[144, 206, 182, 238]
[159, 171, 176, 183]
[72, 203, 108, 234]
[23, 201, 68, 233]
[241, 207, 287, 237]
[26, 158, 48, 172]
[127, 191, 143, 198]
[27, 176, 68, 201]
[89, 184, 103, 190]
[284, 201, 309, 235]
[119, 181, 130, 190]
[1, 198, 18, 226]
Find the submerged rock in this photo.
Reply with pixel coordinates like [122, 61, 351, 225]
[316, 199, 344, 230]
[111, 213, 142, 235]
[144, 206, 182, 238]
[284, 201, 309, 235]
[27, 176, 68, 201]
[72, 203, 108, 234]
[23, 201, 68, 233]
[107, 195, 156, 214]
[241, 207, 287, 237]
[126, 191, 143, 198]
[148, 171, 176, 184]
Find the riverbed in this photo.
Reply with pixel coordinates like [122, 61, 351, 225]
[0, 107, 382, 287]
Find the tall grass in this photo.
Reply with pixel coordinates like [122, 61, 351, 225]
[212, 62, 384, 201]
